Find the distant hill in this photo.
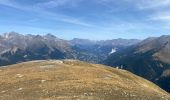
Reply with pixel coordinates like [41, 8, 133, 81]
[105, 35, 170, 92]
[0, 60, 169, 100]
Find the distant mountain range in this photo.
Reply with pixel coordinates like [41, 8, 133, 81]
[0, 32, 75, 65]
[105, 35, 170, 92]
[0, 32, 140, 65]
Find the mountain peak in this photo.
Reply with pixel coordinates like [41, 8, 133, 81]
[44, 33, 57, 39]
[2, 32, 22, 39]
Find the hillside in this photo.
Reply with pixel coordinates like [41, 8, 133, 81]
[105, 35, 170, 92]
[0, 60, 169, 100]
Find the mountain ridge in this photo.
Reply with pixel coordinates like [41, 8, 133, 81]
[0, 32, 140, 65]
[105, 35, 170, 92]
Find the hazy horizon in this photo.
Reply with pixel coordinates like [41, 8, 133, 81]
[1, 0, 170, 40]
[0, 31, 163, 41]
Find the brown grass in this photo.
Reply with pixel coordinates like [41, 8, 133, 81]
[0, 60, 169, 100]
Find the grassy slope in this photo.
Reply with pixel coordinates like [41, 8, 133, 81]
[0, 60, 169, 100]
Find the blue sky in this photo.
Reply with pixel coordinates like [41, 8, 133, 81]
[0, 0, 170, 40]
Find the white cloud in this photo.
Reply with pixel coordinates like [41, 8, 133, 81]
[0, 0, 93, 27]
[36, 0, 82, 8]
[135, 0, 170, 10]
[0, 0, 18, 8]
[148, 11, 170, 30]
[0, 0, 12, 6]
[151, 15, 170, 21]
[0, 0, 32, 10]
[149, 11, 170, 21]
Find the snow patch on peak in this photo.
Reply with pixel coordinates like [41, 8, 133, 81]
[2, 33, 10, 39]
[109, 48, 117, 55]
